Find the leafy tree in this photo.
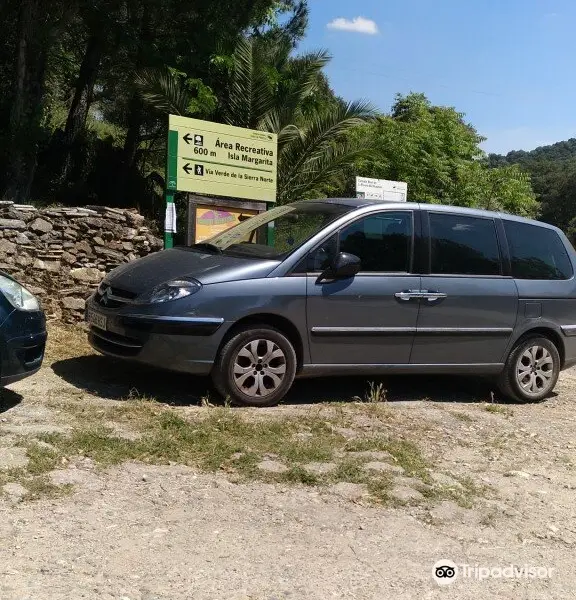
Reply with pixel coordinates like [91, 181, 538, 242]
[2, 0, 74, 202]
[347, 93, 537, 216]
[137, 32, 375, 204]
[489, 139, 576, 233]
[451, 162, 537, 216]
[0, 0, 545, 227]
[0, 0, 296, 209]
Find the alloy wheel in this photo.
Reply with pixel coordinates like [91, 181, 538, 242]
[233, 339, 287, 398]
[515, 345, 555, 397]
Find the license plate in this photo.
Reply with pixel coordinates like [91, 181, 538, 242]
[87, 309, 107, 331]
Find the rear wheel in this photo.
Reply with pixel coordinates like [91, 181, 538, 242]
[212, 326, 297, 407]
[498, 336, 560, 403]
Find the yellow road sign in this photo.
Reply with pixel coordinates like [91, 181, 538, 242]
[168, 115, 278, 202]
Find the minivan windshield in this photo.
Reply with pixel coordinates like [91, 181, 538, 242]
[191, 202, 352, 260]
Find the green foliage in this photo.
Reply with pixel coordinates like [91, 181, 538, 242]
[0, 0, 551, 226]
[0, 0, 303, 211]
[347, 93, 538, 216]
[489, 139, 576, 236]
[278, 100, 375, 203]
[139, 32, 374, 205]
[135, 68, 217, 117]
[219, 34, 375, 203]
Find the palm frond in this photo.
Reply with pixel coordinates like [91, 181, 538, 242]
[278, 100, 376, 198]
[278, 139, 372, 203]
[260, 49, 331, 133]
[276, 123, 303, 148]
[223, 37, 276, 128]
[135, 68, 192, 116]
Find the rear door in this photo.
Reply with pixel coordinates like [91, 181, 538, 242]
[410, 210, 518, 367]
[303, 209, 421, 365]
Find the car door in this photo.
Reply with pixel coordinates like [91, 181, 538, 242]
[410, 210, 518, 367]
[302, 209, 421, 365]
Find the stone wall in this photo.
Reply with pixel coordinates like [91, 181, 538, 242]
[0, 202, 162, 322]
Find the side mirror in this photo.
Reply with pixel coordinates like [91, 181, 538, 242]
[317, 252, 361, 282]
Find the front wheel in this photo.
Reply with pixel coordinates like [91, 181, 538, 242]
[498, 336, 560, 403]
[212, 326, 297, 407]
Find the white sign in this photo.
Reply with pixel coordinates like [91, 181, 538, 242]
[164, 202, 177, 233]
[356, 177, 408, 202]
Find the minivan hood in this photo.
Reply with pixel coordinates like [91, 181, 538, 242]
[106, 247, 280, 293]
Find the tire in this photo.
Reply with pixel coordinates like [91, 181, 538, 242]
[498, 336, 560, 403]
[212, 325, 297, 407]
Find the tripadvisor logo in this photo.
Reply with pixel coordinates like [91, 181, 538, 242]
[432, 560, 554, 585]
[433, 560, 458, 585]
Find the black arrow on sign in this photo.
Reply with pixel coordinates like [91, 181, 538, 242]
[183, 163, 193, 174]
[183, 133, 193, 144]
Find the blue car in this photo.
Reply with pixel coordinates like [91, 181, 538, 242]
[0, 272, 46, 386]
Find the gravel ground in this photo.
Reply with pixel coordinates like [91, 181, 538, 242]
[1, 352, 576, 599]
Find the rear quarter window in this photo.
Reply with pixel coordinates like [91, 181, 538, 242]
[429, 213, 502, 276]
[504, 221, 573, 280]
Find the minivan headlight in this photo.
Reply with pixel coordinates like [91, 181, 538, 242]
[0, 275, 40, 311]
[142, 278, 202, 304]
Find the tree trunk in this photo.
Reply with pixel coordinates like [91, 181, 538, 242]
[118, 1, 152, 203]
[123, 93, 144, 168]
[18, 32, 51, 203]
[3, 0, 38, 202]
[3, 0, 73, 203]
[59, 31, 105, 182]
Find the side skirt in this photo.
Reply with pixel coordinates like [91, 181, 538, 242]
[297, 363, 504, 379]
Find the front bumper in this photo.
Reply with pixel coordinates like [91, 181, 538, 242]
[0, 310, 47, 386]
[86, 298, 226, 376]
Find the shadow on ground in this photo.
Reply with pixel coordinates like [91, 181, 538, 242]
[0, 387, 23, 413]
[51, 355, 503, 406]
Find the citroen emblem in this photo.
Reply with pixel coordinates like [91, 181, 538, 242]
[101, 288, 110, 306]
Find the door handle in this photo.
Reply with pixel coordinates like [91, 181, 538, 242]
[420, 290, 447, 303]
[394, 290, 423, 301]
[395, 290, 448, 303]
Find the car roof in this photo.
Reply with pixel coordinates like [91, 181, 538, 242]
[300, 198, 561, 233]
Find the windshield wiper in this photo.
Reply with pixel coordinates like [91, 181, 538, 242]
[190, 242, 223, 254]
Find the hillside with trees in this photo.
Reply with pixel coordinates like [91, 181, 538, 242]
[0, 0, 544, 236]
[488, 140, 576, 239]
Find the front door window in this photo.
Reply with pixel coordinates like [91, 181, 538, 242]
[303, 211, 413, 273]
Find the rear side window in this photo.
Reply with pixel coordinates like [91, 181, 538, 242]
[504, 221, 573, 280]
[429, 213, 501, 275]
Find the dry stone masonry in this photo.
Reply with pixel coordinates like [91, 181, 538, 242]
[0, 202, 162, 322]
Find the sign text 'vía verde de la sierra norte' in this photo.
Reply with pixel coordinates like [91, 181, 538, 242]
[167, 115, 278, 202]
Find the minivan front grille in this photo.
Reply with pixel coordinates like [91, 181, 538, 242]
[95, 282, 137, 309]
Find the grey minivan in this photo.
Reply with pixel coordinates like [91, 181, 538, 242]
[86, 199, 576, 406]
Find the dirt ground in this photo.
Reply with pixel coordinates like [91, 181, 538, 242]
[1, 329, 576, 599]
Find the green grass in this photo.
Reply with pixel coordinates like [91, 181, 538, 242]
[37, 409, 347, 474]
[419, 474, 490, 509]
[2, 394, 489, 508]
[24, 442, 61, 475]
[450, 411, 475, 423]
[344, 436, 431, 481]
[0, 465, 72, 501]
[484, 403, 514, 416]
[5, 406, 412, 505]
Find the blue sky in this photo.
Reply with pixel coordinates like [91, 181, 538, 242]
[299, 0, 576, 154]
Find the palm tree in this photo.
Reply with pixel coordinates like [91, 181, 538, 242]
[136, 34, 375, 203]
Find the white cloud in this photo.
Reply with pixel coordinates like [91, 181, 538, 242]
[327, 16, 379, 35]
